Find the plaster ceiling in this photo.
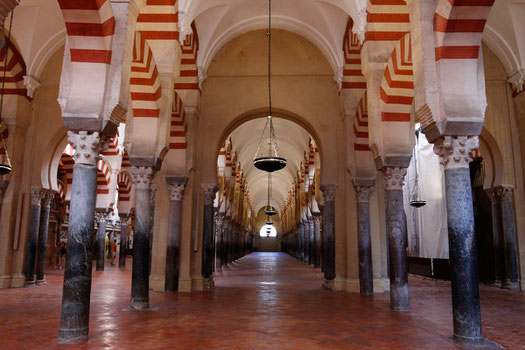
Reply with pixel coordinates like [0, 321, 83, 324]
[227, 117, 313, 214]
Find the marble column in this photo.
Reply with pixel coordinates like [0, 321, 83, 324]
[130, 166, 154, 310]
[308, 218, 314, 265]
[383, 167, 410, 311]
[494, 186, 520, 290]
[313, 215, 321, 268]
[165, 181, 185, 292]
[434, 136, 485, 344]
[215, 214, 224, 269]
[119, 216, 128, 268]
[228, 221, 235, 263]
[59, 131, 106, 344]
[201, 184, 218, 286]
[299, 223, 305, 262]
[24, 188, 45, 286]
[95, 212, 107, 271]
[36, 192, 54, 284]
[354, 182, 374, 294]
[320, 184, 336, 287]
[221, 217, 231, 266]
[148, 184, 157, 275]
[485, 189, 504, 285]
[303, 221, 310, 263]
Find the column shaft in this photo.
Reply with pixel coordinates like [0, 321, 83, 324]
[119, 220, 128, 268]
[36, 193, 53, 284]
[95, 217, 106, 271]
[321, 185, 336, 284]
[355, 184, 374, 294]
[201, 185, 217, 282]
[24, 189, 43, 285]
[314, 216, 321, 268]
[165, 199, 182, 291]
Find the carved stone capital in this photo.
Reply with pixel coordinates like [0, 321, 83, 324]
[495, 185, 514, 203]
[353, 10, 367, 44]
[168, 183, 185, 202]
[383, 167, 407, 191]
[216, 213, 224, 226]
[131, 166, 154, 190]
[149, 183, 157, 205]
[320, 184, 337, 202]
[30, 187, 46, 206]
[41, 191, 55, 208]
[95, 212, 107, 224]
[354, 185, 373, 203]
[67, 131, 109, 166]
[23, 75, 41, 98]
[202, 184, 219, 206]
[433, 135, 479, 170]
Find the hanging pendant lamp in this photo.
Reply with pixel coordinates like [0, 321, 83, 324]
[409, 127, 426, 208]
[0, 11, 14, 176]
[253, 0, 286, 173]
[264, 172, 278, 216]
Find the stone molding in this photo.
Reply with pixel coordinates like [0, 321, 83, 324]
[23, 75, 41, 98]
[30, 187, 46, 206]
[354, 185, 373, 203]
[131, 166, 154, 190]
[320, 184, 337, 202]
[433, 135, 479, 170]
[202, 184, 219, 206]
[382, 167, 407, 191]
[67, 131, 109, 166]
[495, 185, 514, 203]
[167, 183, 185, 202]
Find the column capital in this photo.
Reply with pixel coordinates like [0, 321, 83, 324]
[494, 185, 514, 202]
[149, 183, 157, 205]
[201, 183, 219, 205]
[167, 182, 185, 201]
[320, 184, 337, 202]
[131, 166, 154, 190]
[354, 184, 374, 203]
[67, 131, 109, 166]
[95, 212, 108, 224]
[41, 191, 55, 208]
[30, 187, 46, 206]
[382, 167, 407, 191]
[433, 135, 479, 170]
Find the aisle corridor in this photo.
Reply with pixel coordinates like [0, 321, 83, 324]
[0, 253, 523, 349]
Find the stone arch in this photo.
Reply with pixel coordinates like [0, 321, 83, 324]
[479, 127, 504, 189]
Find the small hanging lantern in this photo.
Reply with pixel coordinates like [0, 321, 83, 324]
[409, 127, 426, 208]
[253, 0, 286, 173]
[0, 11, 14, 176]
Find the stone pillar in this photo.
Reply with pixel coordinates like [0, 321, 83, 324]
[215, 214, 224, 269]
[24, 188, 45, 286]
[434, 136, 484, 344]
[308, 218, 314, 265]
[148, 183, 157, 275]
[95, 212, 107, 271]
[320, 184, 336, 288]
[165, 181, 185, 292]
[300, 223, 305, 262]
[303, 221, 310, 263]
[494, 186, 520, 290]
[222, 217, 230, 266]
[485, 189, 504, 285]
[383, 167, 410, 311]
[354, 182, 374, 294]
[228, 221, 235, 263]
[36, 192, 54, 284]
[129, 166, 154, 309]
[59, 131, 106, 344]
[201, 184, 218, 287]
[313, 215, 321, 268]
[119, 216, 128, 268]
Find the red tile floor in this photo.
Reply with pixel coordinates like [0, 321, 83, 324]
[0, 252, 524, 349]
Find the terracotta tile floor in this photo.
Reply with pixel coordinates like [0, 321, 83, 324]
[0, 252, 524, 349]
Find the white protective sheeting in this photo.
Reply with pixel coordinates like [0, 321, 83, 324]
[403, 131, 449, 259]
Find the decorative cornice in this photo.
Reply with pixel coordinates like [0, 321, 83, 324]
[67, 131, 109, 166]
[433, 135, 479, 170]
[131, 166, 154, 190]
[383, 167, 407, 191]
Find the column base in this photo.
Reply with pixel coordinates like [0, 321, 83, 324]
[125, 299, 157, 311]
[502, 280, 519, 291]
[149, 274, 165, 292]
[345, 279, 360, 293]
[58, 327, 89, 344]
[203, 277, 214, 290]
[178, 278, 192, 292]
[322, 279, 334, 290]
[448, 336, 503, 349]
[10, 274, 25, 288]
[0, 275, 12, 288]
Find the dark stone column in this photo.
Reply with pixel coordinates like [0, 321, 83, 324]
[308, 218, 314, 265]
[215, 214, 224, 269]
[383, 166, 410, 311]
[36, 192, 54, 284]
[303, 221, 310, 263]
[165, 180, 185, 292]
[95, 212, 108, 271]
[494, 186, 520, 290]
[129, 166, 154, 309]
[119, 216, 128, 268]
[221, 217, 230, 266]
[201, 184, 218, 288]
[434, 136, 497, 347]
[148, 183, 157, 275]
[228, 221, 235, 263]
[354, 182, 374, 294]
[321, 184, 336, 288]
[485, 189, 504, 285]
[313, 214, 321, 268]
[59, 131, 105, 344]
[300, 223, 305, 262]
[25, 188, 45, 286]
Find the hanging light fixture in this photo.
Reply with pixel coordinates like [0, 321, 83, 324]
[409, 126, 426, 208]
[253, 0, 286, 173]
[264, 173, 278, 216]
[0, 11, 14, 176]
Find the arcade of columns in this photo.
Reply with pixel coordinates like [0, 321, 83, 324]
[0, 0, 522, 347]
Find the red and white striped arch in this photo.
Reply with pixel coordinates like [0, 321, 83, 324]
[365, 0, 410, 43]
[117, 171, 132, 202]
[354, 91, 369, 151]
[101, 132, 119, 156]
[57, 180, 66, 203]
[96, 158, 111, 195]
[135, 0, 178, 41]
[130, 32, 161, 118]
[57, 0, 115, 64]
[0, 41, 28, 99]
[174, 22, 199, 91]
[169, 93, 186, 150]
[121, 149, 131, 170]
[59, 152, 74, 201]
[380, 33, 413, 123]
[342, 18, 366, 91]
